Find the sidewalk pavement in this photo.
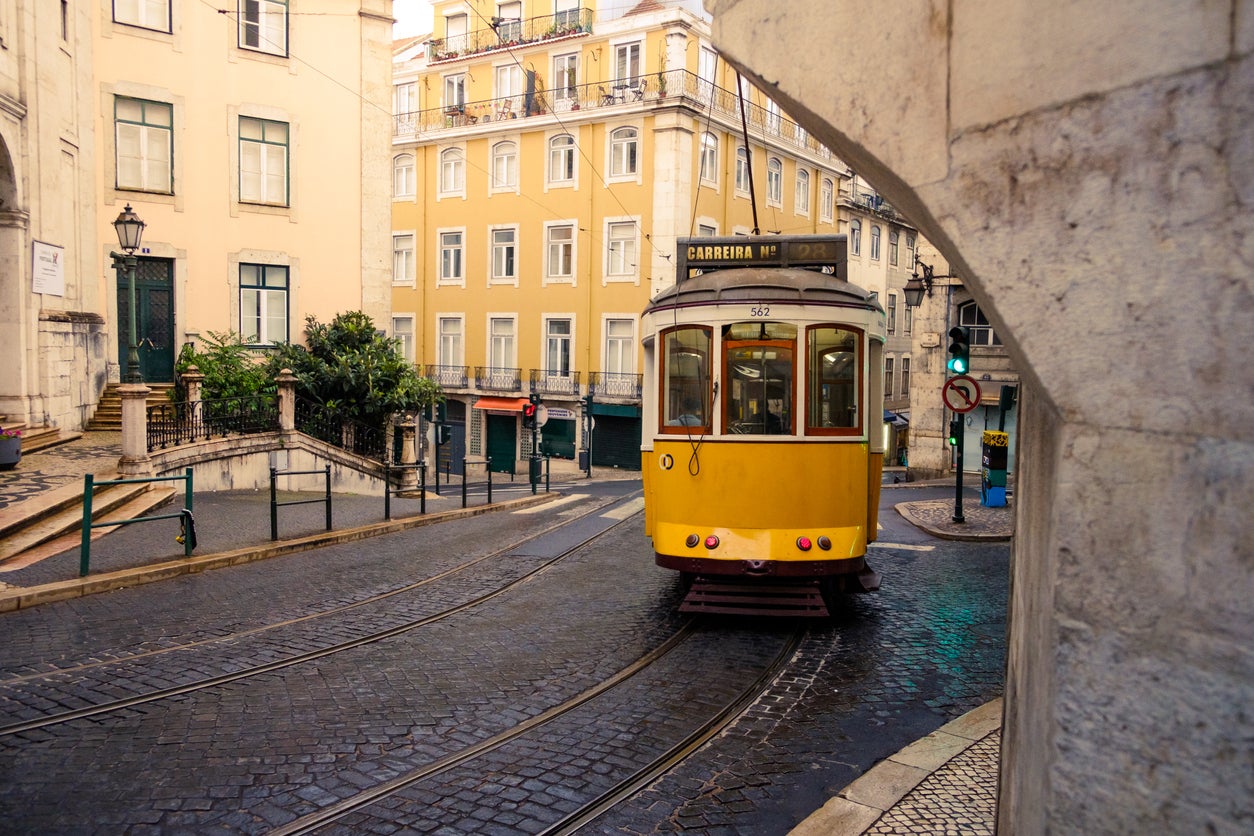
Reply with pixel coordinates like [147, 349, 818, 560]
[1, 433, 1010, 834]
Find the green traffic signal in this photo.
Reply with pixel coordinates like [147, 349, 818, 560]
[947, 326, 970, 375]
[948, 418, 961, 446]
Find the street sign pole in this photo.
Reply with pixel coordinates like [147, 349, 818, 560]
[953, 413, 965, 523]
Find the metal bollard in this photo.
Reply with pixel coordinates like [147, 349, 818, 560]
[487, 458, 493, 505]
[461, 458, 468, 508]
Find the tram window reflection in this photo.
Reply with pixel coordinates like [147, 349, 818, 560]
[808, 326, 861, 433]
[723, 322, 796, 435]
[661, 326, 712, 431]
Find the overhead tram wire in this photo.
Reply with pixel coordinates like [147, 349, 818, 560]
[735, 71, 761, 235]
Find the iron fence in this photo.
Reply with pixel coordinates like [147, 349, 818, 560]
[294, 398, 391, 462]
[588, 372, 643, 400]
[147, 392, 278, 452]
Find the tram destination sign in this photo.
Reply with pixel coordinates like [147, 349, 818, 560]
[677, 234, 847, 280]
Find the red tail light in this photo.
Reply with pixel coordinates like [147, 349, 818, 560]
[796, 536, 812, 551]
[704, 535, 720, 550]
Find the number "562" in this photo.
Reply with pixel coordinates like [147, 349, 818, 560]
[749, 304, 770, 317]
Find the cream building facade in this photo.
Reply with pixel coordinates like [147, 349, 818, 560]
[391, 0, 918, 474]
[0, 1, 394, 434]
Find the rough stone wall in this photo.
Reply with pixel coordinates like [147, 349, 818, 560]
[705, 1, 1252, 832]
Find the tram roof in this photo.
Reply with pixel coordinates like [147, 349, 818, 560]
[643, 267, 881, 315]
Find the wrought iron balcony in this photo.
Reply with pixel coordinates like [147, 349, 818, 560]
[587, 372, 643, 401]
[425, 364, 470, 389]
[475, 366, 522, 392]
[427, 8, 593, 62]
[529, 369, 581, 397]
[394, 70, 832, 161]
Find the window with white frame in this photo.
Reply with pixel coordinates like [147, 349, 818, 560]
[496, 64, 523, 101]
[489, 317, 515, 370]
[697, 223, 717, 236]
[614, 42, 641, 85]
[699, 132, 718, 185]
[904, 304, 913, 336]
[766, 157, 782, 205]
[607, 221, 636, 278]
[884, 356, 894, 399]
[545, 318, 572, 376]
[906, 233, 916, 266]
[610, 127, 638, 177]
[394, 82, 417, 116]
[900, 356, 911, 397]
[445, 12, 467, 46]
[239, 116, 288, 206]
[889, 230, 899, 265]
[115, 0, 170, 32]
[439, 147, 464, 196]
[238, 0, 286, 56]
[491, 227, 517, 283]
[604, 318, 634, 378]
[820, 177, 834, 222]
[444, 73, 466, 110]
[697, 45, 717, 100]
[850, 219, 862, 255]
[491, 140, 518, 189]
[392, 315, 415, 364]
[870, 225, 881, 260]
[439, 230, 464, 283]
[887, 292, 897, 334]
[549, 134, 575, 183]
[546, 223, 574, 279]
[765, 99, 781, 134]
[795, 168, 810, 214]
[958, 301, 1002, 346]
[553, 53, 578, 100]
[554, 0, 580, 28]
[438, 316, 463, 366]
[393, 233, 415, 284]
[735, 146, 750, 194]
[239, 263, 288, 345]
[496, 1, 521, 40]
[393, 154, 415, 199]
[115, 97, 172, 193]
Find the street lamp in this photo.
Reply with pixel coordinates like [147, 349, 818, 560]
[904, 253, 958, 307]
[111, 204, 146, 383]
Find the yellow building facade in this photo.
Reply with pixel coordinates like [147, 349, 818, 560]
[392, 0, 915, 473]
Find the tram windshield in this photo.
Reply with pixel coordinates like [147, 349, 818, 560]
[808, 326, 861, 432]
[661, 326, 712, 432]
[723, 322, 796, 435]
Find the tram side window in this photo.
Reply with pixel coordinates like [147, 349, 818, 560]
[661, 326, 712, 431]
[808, 326, 861, 433]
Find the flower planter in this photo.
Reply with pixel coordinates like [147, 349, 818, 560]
[0, 436, 20, 470]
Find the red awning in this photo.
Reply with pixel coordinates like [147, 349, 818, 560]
[472, 396, 528, 411]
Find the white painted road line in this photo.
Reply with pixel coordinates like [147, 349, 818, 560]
[512, 494, 588, 514]
[600, 497, 645, 520]
[869, 542, 935, 551]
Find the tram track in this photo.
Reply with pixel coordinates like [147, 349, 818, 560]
[270, 624, 806, 835]
[0, 490, 643, 738]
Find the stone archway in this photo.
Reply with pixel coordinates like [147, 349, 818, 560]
[706, 2, 1252, 832]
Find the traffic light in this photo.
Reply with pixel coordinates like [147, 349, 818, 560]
[522, 401, 537, 429]
[948, 418, 961, 446]
[581, 392, 594, 416]
[947, 326, 971, 375]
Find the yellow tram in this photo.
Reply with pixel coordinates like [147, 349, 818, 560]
[640, 235, 886, 615]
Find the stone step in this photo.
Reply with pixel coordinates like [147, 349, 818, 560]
[0, 482, 169, 565]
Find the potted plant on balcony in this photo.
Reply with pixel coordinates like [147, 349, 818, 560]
[0, 426, 21, 470]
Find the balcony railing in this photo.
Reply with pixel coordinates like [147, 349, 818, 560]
[428, 8, 593, 62]
[588, 372, 643, 400]
[395, 70, 832, 159]
[425, 364, 470, 389]
[530, 369, 581, 396]
[475, 366, 522, 391]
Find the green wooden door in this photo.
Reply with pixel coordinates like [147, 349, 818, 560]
[117, 257, 175, 382]
[485, 413, 517, 475]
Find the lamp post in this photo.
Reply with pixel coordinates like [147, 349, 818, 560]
[111, 204, 146, 383]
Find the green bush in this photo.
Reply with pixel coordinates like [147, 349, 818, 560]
[173, 331, 271, 402]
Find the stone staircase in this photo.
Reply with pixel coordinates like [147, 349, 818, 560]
[86, 382, 175, 431]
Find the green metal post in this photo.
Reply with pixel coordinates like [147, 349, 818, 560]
[80, 474, 94, 577]
[183, 468, 194, 556]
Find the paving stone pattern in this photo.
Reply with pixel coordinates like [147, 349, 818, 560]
[867, 731, 1000, 835]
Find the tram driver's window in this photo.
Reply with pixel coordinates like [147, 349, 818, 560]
[661, 326, 711, 431]
[808, 326, 860, 432]
[723, 321, 796, 435]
